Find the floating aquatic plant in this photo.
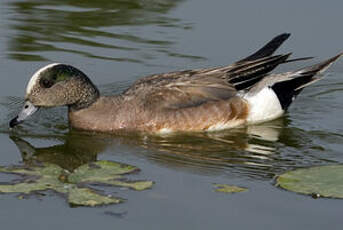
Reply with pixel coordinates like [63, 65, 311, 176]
[276, 165, 343, 199]
[214, 184, 248, 193]
[0, 160, 153, 207]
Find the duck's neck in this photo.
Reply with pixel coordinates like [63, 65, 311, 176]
[68, 81, 100, 111]
[68, 95, 128, 132]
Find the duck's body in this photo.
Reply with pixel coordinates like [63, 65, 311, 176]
[10, 33, 343, 133]
[69, 94, 249, 133]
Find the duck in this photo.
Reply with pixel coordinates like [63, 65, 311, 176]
[9, 33, 342, 134]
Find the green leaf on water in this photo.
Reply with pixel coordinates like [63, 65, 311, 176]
[68, 187, 122, 207]
[276, 165, 343, 198]
[68, 160, 137, 184]
[0, 163, 63, 177]
[104, 180, 154, 191]
[67, 160, 153, 191]
[214, 184, 248, 193]
[0, 160, 153, 206]
[0, 163, 68, 194]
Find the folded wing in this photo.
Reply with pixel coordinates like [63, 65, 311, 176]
[123, 33, 303, 110]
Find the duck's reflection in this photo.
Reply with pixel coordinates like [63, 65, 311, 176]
[9, 132, 106, 171]
[135, 119, 286, 178]
[9, 117, 333, 179]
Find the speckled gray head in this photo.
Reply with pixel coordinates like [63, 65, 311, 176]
[10, 63, 99, 128]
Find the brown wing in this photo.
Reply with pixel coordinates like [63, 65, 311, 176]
[122, 33, 299, 110]
[123, 70, 237, 110]
[123, 53, 292, 110]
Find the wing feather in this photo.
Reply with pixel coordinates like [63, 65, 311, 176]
[122, 34, 313, 110]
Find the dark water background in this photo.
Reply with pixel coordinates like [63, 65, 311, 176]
[0, 0, 343, 229]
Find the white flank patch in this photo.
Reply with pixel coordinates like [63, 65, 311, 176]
[207, 120, 244, 132]
[26, 63, 60, 95]
[243, 87, 284, 124]
[157, 128, 173, 134]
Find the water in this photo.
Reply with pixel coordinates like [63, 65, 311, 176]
[1, 0, 343, 229]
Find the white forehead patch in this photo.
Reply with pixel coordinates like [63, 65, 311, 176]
[26, 63, 61, 95]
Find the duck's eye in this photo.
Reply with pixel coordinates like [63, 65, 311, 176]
[40, 78, 54, 88]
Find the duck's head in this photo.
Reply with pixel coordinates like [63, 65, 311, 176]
[9, 63, 99, 128]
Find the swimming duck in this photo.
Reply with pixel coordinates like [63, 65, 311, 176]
[9, 33, 342, 133]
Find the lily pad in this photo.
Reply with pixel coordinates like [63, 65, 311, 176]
[214, 184, 248, 193]
[104, 180, 154, 191]
[68, 160, 137, 184]
[68, 160, 153, 190]
[68, 187, 122, 207]
[0, 164, 67, 194]
[0, 160, 153, 206]
[276, 165, 343, 198]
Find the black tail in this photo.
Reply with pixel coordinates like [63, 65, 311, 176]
[272, 53, 343, 110]
[237, 33, 291, 63]
[228, 54, 313, 91]
[229, 53, 291, 90]
[227, 33, 312, 91]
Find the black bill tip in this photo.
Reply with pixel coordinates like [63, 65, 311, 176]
[9, 116, 21, 128]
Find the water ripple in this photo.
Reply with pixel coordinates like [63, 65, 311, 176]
[5, 0, 205, 64]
